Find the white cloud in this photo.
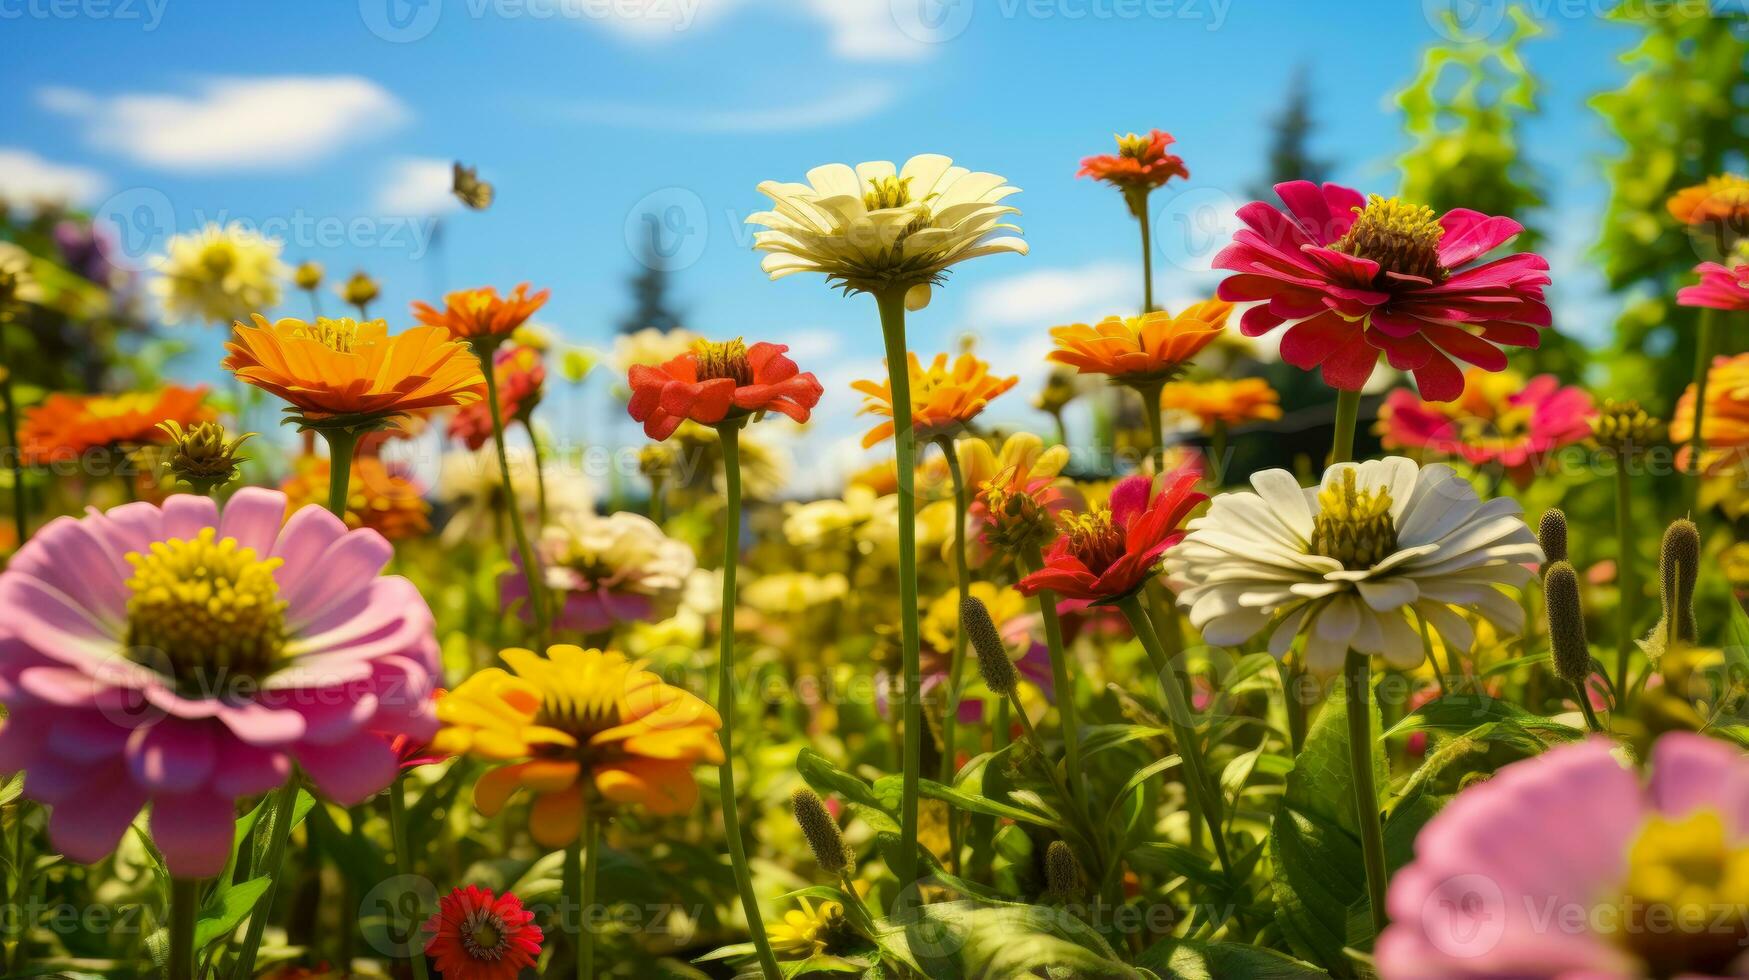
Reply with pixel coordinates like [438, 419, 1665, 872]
[799, 0, 933, 61]
[374, 157, 460, 216]
[0, 149, 107, 209]
[38, 76, 408, 172]
[558, 80, 895, 133]
[583, 0, 931, 61]
[958, 260, 1136, 330]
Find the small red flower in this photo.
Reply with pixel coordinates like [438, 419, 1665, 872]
[627, 337, 823, 440]
[1214, 181, 1551, 402]
[1078, 130, 1189, 194]
[1677, 262, 1749, 311]
[423, 885, 543, 980]
[1017, 472, 1205, 608]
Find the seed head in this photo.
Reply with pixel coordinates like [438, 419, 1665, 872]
[1543, 561, 1591, 686]
[964, 595, 1016, 696]
[791, 787, 853, 876]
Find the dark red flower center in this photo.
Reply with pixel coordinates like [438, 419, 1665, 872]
[461, 909, 509, 961]
[1062, 508, 1125, 574]
[1332, 195, 1447, 284]
[693, 338, 753, 385]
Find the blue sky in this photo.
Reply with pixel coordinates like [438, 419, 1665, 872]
[1, 0, 1643, 491]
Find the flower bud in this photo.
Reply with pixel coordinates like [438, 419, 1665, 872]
[339, 269, 380, 309]
[1589, 399, 1662, 459]
[1045, 840, 1084, 901]
[965, 595, 1016, 697]
[157, 420, 254, 496]
[1543, 561, 1590, 686]
[1537, 509, 1568, 566]
[1660, 519, 1700, 645]
[293, 260, 323, 291]
[791, 787, 852, 876]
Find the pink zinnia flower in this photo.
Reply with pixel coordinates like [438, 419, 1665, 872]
[1678, 261, 1749, 311]
[1214, 181, 1551, 401]
[1378, 733, 1749, 979]
[0, 489, 440, 877]
[1378, 369, 1595, 487]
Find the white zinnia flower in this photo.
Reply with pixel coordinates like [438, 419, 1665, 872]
[151, 221, 287, 325]
[746, 154, 1027, 310]
[1165, 457, 1542, 673]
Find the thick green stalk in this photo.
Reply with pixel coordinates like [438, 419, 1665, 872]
[1117, 596, 1230, 875]
[388, 777, 432, 980]
[1614, 460, 1636, 698]
[168, 878, 199, 980]
[936, 435, 971, 875]
[1127, 187, 1155, 313]
[526, 419, 551, 526]
[565, 838, 585, 979]
[1342, 650, 1389, 937]
[1277, 659, 1307, 757]
[1019, 543, 1090, 820]
[1133, 381, 1167, 472]
[713, 424, 781, 979]
[480, 344, 550, 642]
[875, 288, 923, 889]
[576, 812, 601, 980]
[1687, 305, 1720, 516]
[1573, 680, 1606, 733]
[229, 779, 300, 980]
[1331, 388, 1362, 465]
[1, 321, 26, 548]
[319, 428, 360, 518]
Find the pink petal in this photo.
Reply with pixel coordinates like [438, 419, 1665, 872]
[149, 790, 237, 878]
[45, 761, 145, 865]
[294, 733, 397, 806]
[217, 487, 290, 556]
[126, 718, 216, 793]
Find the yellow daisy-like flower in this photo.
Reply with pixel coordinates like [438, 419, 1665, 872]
[961, 432, 1078, 555]
[1159, 377, 1283, 430]
[1048, 300, 1233, 386]
[746, 154, 1027, 310]
[851, 352, 1018, 448]
[433, 645, 723, 847]
[151, 222, 287, 325]
[767, 896, 852, 960]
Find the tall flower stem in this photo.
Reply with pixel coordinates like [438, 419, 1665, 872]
[712, 423, 781, 980]
[1276, 659, 1307, 756]
[1614, 458, 1636, 698]
[230, 779, 300, 980]
[1342, 650, 1389, 937]
[478, 343, 550, 642]
[875, 288, 923, 890]
[526, 418, 551, 526]
[1133, 381, 1167, 473]
[1019, 542, 1091, 822]
[1126, 188, 1155, 313]
[935, 435, 971, 875]
[1117, 595, 1230, 875]
[168, 878, 200, 980]
[1331, 388, 1362, 465]
[1686, 306, 1720, 515]
[571, 810, 603, 980]
[1, 320, 26, 547]
[319, 428, 360, 517]
[388, 776, 432, 980]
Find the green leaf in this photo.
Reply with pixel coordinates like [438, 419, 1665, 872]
[874, 901, 1144, 980]
[1383, 693, 1581, 743]
[871, 775, 1061, 831]
[1137, 936, 1326, 979]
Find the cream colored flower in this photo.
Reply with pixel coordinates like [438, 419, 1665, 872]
[1165, 457, 1542, 673]
[743, 572, 849, 616]
[612, 326, 699, 377]
[151, 222, 287, 324]
[434, 445, 591, 546]
[783, 484, 888, 550]
[529, 509, 697, 633]
[0, 242, 43, 306]
[746, 154, 1027, 310]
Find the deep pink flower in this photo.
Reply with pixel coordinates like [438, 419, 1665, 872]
[1214, 181, 1551, 401]
[1017, 473, 1205, 608]
[0, 490, 440, 877]
[1378, 368, 1595, 487]
[1378, 733, 1749, 979]
[1677, 261, 1749, 311]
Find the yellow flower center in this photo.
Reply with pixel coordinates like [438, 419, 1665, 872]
[124, 527, 287, 691]
[461, 910, 509, 961]
[693, 337, 752, 385]
[1310, 470, 1397, 569]
[1611, 809, 1749, 977]
[1116, 132, 1152, 159]
[980, 472, 1054, 551]
[289, 317, 363, 354]
[534, 674, 625, 743]
[1332, 195, 1447, 283]
[84, 392, 160, 419]
[1062, 508, 1125, 575]
[863, 175, 915, 211]
[199, 243, 236, 277]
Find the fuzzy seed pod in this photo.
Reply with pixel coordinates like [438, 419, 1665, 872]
[1660, 519, 1700, 644]
[1543, 561, 1590, 686]
[964, 595, 1017, 697]
[1537, 509, 1568, 566]
[1045, 840, 1084, 901]
[791, 787, 853, 876]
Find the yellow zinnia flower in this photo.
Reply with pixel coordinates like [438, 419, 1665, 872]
[151, 222, 286, 325]
[1159, 377, 1283, 430]
[851, 352, 1017, 448]
[434, 645, 723, 847]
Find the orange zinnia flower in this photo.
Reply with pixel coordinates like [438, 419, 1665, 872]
[433, 645, 723, 848]
[20, 386, 210, 466]
[1159, 377, 1283, 430]
[1048, 300, 1233, 385]
[1077, 130, 1190, 195]
[1672, 353, 1749, 475]
[1667, 174, 1749, 228]
[223, 315, 484, 429]
[411, 283, 549, 344]
[852, 352, 1018, 449]
[279, 453, 431, 540]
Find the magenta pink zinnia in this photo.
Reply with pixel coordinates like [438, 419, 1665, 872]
[1378, 369, 1595, 487]
[1678, 262, 1749, 311]
[1214, 181, 1551, 402]
[1377, 733, 1749, 979]
[0, 489, 441, 877]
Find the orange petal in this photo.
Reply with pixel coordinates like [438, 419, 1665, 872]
[528, 786, 585, 848]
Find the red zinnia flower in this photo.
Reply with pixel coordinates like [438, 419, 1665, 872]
[1214, 181, 1551, 402]
[1017, 472, 1205, 607]
[1078, 130, 1190, 195]
[423, 885, 543, 980]
[1677, 262, 1749, 311]
[448, 344, 546, 449]
[627, 337, 823, 440]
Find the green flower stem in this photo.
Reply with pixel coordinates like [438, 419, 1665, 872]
[575, 811, 602, 980]
[648, 475, 666, 526]
[713, 423, 781, 980]
[388, 776, 432, 980]
[935, 435, 971, 875]
[1, 319, 27, 548]
[1342, 650, 1389, 937]
[319, 428, 359, 518]
[1126, 187, 1156, 313]
[875, 287, 923, 890]
[479, 343, 551, 643]
[1614, 459, 1636, 700]
[1019, 543, 1091, 823]
[229, 778, 300, 980]
[1573, 679, 1607, 733]
[1117, 596, 1230, 876]
[1687, 305, 1720, 516]
[1133, 381, 1167, 473]
[168, 878, 199, 980]
[1331, 388, 1362, 465]
[525, 417, 551, 526]
[1276, 660, 1307, 757]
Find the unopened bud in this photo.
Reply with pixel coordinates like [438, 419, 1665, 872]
[965, 596, 1016, 697]
[158, 420, 254, 496]
[1045, 840, 1083, 901]
[1660, 519, 1700, 645]
[1537, 509, 1568, 566]
[1543, 561, 1590, 686]
[791, 787, 852, 876]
